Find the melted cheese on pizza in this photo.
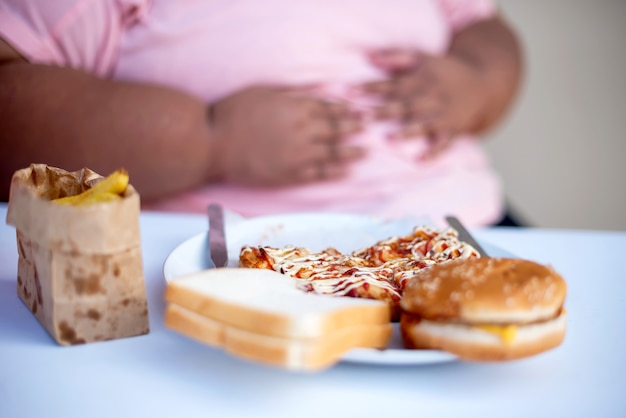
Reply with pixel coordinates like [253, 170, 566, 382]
[353, 226, 479, 266]
[240, 245, 400, 304]
[239, 226, 480, 315]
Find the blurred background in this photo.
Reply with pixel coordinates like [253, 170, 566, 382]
[484, 0, 626, 230]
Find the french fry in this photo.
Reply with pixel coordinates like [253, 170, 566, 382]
[53, 169, 129, 206]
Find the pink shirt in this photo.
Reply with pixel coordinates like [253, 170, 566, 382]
[0, 0, 503, 227]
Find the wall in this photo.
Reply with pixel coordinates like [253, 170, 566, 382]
[484, 0, 626, 230]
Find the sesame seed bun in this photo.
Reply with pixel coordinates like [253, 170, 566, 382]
[399, 258, 567, 361]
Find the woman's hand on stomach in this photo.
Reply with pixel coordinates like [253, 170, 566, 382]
[211, 86, 366, 187]
[360, 49, 488, 160]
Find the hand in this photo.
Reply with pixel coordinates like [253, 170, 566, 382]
[210, 86, 365, 187]
[361, 49, 488, 158]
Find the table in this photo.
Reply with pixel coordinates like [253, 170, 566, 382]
[1, 203, 625, 418]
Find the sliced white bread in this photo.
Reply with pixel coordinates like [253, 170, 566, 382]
[165, 303, 392, 371]
[164, 268, 391, 339]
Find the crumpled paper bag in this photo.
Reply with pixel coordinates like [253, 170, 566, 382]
[5, 164, 150, 345]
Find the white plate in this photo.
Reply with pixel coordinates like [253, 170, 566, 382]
[163, 213, 515, 366]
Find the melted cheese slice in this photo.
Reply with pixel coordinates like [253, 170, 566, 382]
[475, 324, 518, 344]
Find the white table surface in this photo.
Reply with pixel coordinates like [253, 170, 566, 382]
[1, 203, 625, 418]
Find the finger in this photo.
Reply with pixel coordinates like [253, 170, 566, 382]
[393, 121, 427, 139]
[426, 136, 453, 158]
[311, 142, 367, 162]
[308, 117, 360, 142]
[407, 93, 443, 116]
[391, 73, 436, 98]
[361, 76, 430, 102]
[318, 163, 348, 180]
[318, 100, 350, 116]
[368, 49, 421, 74]
[335, 116, 364, 136]
[298, 162, 349, 183]
[319, 100, 364, 123]
[373, 100, 409, 121]
[360, 79, 409, 99]
[375, 96, 440, 121]
[322, 100, 364, 135]
[391, 110, 445, 140]
[421, 129, 456, 160]
[379, 92, 444, 124]
[332, 144, 367, 162]
[390, 113, 439, 140]
[309, 110, 363, 141]
[306, 141, 366, 163]
[359, 79, 394, 96]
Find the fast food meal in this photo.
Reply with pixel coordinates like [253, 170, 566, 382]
[164, 268, 391, 371]
[400, 257, 567, 361]
[165, 222, 568, 369]
[239, 226, 481, 319]
[6, 164, 149, 345]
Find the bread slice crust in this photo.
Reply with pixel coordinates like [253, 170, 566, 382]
[166, 303, 392, 371]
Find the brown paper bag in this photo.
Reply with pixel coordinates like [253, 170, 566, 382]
[5, 164, 150, 345]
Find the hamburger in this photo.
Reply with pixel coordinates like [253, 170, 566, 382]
[399, 257, 567, 361]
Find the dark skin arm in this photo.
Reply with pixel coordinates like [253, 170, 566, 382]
[362, 15, 523, 157]
[0, 39, 215, 202]
[448, 15, 524, 133]
[0, 38, 363, 202]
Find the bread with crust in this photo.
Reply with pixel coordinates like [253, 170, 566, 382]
[165, 268, 391, 339]
[165, 303, 392, 371]
[164, 268, 392, 370]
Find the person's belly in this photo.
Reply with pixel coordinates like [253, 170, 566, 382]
[113, 0, 449, 102]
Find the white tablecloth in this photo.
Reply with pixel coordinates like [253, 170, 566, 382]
[1, 204, 625, 418]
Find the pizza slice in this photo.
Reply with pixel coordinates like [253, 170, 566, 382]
[352, 226, 481, 291]
[353, 226, 480, 266]
[239, 245, 402, 318]
[238, 225, 481, 321]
